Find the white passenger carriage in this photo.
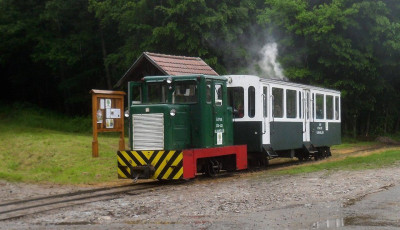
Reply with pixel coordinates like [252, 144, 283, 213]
[226, 75, 341, 163]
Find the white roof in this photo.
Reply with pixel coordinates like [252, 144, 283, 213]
[224, 75, 340, 94]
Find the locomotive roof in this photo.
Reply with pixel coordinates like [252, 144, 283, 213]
[226, 75, 340, 94]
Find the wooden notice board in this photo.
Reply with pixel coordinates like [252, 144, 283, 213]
[90, 89, 126, 157]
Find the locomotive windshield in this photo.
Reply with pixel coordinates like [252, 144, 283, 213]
[146, 80, 198, 104]
[148, 83, 168, 103]
[172, 80, 197, 104]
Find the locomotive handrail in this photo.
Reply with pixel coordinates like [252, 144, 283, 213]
[271, 94, 275, 123]
[262, 93, 266, 134]
[303, 97, 307, 133]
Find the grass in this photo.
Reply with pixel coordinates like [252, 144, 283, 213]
[331, 141, 377, 150]
[0, 103, 399, 185]
[270, 149, 400, 176]
[0, 103, 123, 184]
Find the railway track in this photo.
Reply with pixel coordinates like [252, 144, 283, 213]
[1, 145, 398, 221]
[0, 181, 160, 221]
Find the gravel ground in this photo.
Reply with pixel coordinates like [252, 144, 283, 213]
[1, 162, 400, 229]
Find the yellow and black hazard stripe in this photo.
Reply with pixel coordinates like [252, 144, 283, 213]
[117, 150, 183, 180]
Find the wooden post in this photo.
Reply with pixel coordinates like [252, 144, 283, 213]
[92, 92, 99, 157]
[90, 89, 126, 158]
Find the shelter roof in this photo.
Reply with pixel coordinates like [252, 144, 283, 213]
[115, 52, 218, 88]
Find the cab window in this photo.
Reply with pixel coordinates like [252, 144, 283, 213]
[130, 85, 141, 105]
[148, 83, 168, 103]
[172, 80, 197, 104]
[215, 84, 223, 106]
[206, 81, 212, 104]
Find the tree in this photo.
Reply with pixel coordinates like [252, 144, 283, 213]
[259, 0, 400, 136]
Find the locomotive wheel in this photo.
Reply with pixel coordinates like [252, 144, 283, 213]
[205, 159, 221, 177]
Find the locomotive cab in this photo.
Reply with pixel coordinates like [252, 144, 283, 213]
[127, 75, 233, 150]
[118, 75, 247, 180]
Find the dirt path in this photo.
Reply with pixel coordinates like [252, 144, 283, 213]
[0, 146, 399, 229]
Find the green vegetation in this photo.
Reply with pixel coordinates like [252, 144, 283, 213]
[0, 103, 92, 134]
[271, 149, 400, 176]
[331, 141, 377, 150]
[0, 105, 398, 184]
[0, 105, 122, 184]
[1, 0, 400, 136]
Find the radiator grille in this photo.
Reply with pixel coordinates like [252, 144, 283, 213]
[132, 113, 164, 150]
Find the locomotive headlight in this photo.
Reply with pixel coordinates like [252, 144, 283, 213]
[170, 109, 176, 117]
[166, 77, 173, 84]
[124, 110, 129, 118]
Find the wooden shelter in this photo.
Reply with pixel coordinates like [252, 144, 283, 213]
[115, 52, 219, 88]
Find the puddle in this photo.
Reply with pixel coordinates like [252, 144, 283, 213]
[344, 215, 400, 227]
[312, 218, 344, 229]
[55, 221, 93, 225]
[312, 216, 400, 228]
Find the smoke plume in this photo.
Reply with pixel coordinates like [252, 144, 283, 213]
[256, 42, 287, 80]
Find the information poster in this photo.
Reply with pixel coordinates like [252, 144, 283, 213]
[96, 109, 103, 123]
[110, 109, 121, 118]
[106, 119, 114, 128]
[105, 99, 111, 108]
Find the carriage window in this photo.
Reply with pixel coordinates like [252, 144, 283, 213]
[286, 89, 297, 118]
[206, 81, 211, 103]
[172, 81, 197, 104]
[148, 83, 168, 103]
[228, 87, 244, 118]
[215, 84, 223, 106]
[263, 87, 268, 117]
[316, 94, 325, 119]
[299, 92, 302, 118]
[326, 95, 334, 120]
[335, 96, 340, 120]
[248, 86, 255, 118]
[272, 88, 283, 118]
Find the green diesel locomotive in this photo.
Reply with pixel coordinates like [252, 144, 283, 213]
[117, 74, 341, 180]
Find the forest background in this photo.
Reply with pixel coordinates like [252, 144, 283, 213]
[1, 0, 400, 138]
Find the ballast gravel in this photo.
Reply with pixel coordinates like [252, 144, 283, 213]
[1, 163, 400, 229]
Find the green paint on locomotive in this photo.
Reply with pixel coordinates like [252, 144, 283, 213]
[127, 75, 234, 150]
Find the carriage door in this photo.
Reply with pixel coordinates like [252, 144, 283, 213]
[262, 85, 271, 145]
[303, 89, 311, 142]
[214, 82, 225, 145]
